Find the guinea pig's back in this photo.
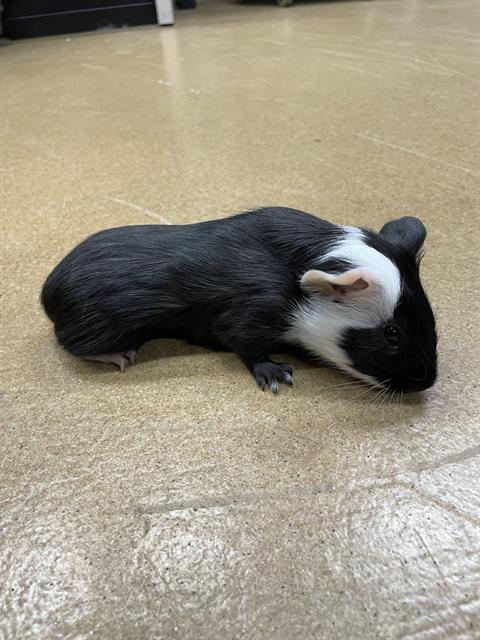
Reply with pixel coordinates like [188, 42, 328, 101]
[41, 222, 212, 323]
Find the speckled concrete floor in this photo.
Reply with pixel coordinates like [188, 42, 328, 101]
[1, 1, 480, 638]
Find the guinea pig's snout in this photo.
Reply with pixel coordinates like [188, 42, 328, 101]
[410, 367, 427, 383]
[386, 362, 436, 394]
[401, 363, 436, 392]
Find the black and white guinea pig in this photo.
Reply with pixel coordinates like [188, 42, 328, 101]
[41, 207, 437, 394]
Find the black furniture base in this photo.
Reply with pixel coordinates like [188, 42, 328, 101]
[2, 0, 158, 38]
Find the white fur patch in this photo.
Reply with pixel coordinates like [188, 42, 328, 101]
[286, 226, 402, 385]
[326, 227, 401, 314]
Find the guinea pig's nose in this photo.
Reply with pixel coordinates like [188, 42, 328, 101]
[410, 365, 428, 383]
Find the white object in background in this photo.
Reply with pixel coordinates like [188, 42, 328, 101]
[155, 0, 175, 25]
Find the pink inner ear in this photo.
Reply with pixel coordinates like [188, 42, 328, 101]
[331, 275, 370, 294]
[300, 268, 375, 297]
[349, 277, 369, 290]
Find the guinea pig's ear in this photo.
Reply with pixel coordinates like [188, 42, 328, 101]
[300, 269, 376, 298]
[379, 216, 426, 255]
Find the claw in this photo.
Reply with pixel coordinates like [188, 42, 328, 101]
[252, 360, 294, 393]
[116, 355, 127, 372]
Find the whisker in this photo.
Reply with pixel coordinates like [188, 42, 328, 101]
[362, 378, 390, 404]
[373, 388, 387, 405]
[355, 378, 388, 399]
[316, 380, 368, 392]
[379, 388, 391, 407]
[357, 386, 378, 399]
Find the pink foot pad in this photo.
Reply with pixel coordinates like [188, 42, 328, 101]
[83, 350, 137, 372]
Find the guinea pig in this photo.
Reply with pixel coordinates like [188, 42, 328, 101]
[41, 207, 437, 394]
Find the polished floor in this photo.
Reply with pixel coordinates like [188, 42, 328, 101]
[1, 1, 480, 638]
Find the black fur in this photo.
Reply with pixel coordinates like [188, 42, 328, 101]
[41, 208, 342, 389]
[379, 216, 426, 255]
[41, 207, 437, 393]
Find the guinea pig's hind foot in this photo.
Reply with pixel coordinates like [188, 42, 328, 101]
[83, 350, 137, 372]
[252, 360, 294, 394]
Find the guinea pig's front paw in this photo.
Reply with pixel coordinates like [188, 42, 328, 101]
[252, 360, 294, 394]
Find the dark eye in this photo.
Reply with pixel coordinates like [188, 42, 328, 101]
[384, 325, 401, 345]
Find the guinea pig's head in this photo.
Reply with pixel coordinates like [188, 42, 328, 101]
[294, 216, 437, 393]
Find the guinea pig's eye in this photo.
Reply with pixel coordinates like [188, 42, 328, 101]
[384, 325, 401, 346]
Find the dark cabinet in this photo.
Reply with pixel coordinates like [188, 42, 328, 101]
[2, 0, 158, 38]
